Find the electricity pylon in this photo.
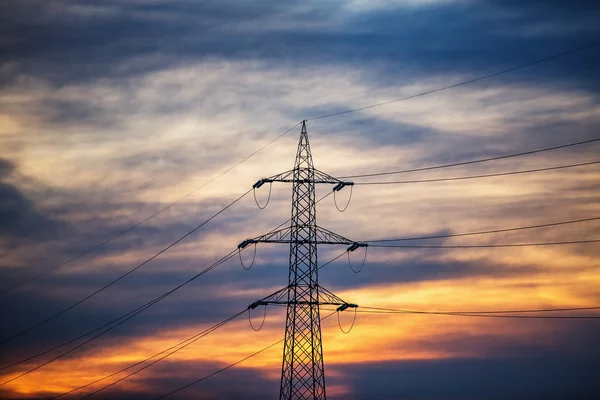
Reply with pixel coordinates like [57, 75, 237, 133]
[239, 121, 367, 399]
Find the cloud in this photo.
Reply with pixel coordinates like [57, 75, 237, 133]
[1, 0, 600, 399]
[335, 356, 599, 400]
[0, 158, 65, 244]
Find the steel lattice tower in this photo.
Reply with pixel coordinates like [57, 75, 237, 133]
[280, 122, 325, 399]
[239, 121, 367, 400]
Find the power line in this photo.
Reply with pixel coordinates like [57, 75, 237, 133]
[364, 216, 600, 243]
[153, 312, 337, 400]
[0, 193, 335, 376]
[353, 160, 600, 185]
[0, 189, 252, 348]
[318, 251, 347, 270]
[341, 137, 600, 179]
[362, 306, 600, 314]
[306, 41, 600, 121]
[0, 250, 237, 374]
[72, 311, 246, 400]
[315, 253, 600, 317]
[357, 306, 600, 320]
[153, 300, 600, 400]
[0, 251, 242, 387]
[2, 122, 301, 294]
[42, 247, 343, 398]
[369, 239, 600, 248]
[156, 341, 284, 400]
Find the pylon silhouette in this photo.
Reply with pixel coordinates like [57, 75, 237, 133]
[239, 121, 366, 399]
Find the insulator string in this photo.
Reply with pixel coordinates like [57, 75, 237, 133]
[248, 305, 267, 331]
[253, 182, 273, 209]
[239, 244, 257, 271]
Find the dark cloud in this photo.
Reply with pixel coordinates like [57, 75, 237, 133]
[1, 0, 598, 93]
[0, 159, 63, 241]
[334, 356, 599, 400]
[1, 1, 599, 398]
[0, 159, 14, 178]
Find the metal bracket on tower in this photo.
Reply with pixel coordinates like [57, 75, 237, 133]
[347, 242, 368, 252]
[332, 181, 354, 192]
[336, 303, 358, 312]
[253, 179, 266, 189]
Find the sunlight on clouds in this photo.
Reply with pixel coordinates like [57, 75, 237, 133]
[6, 271, 596, 397]
[1, 30, 600, 400]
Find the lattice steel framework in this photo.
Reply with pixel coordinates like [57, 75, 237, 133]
[281, 120, 325, 400]
[240, 121, 366, 400]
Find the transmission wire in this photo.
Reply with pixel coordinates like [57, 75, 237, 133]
[369, 239, 600, 248]
[153, 312, 337, 400]
[364, 216, 600, 243]
[74, 311, 246, 400]
[2, 122, 301, 294]
[357, 306, 600, 319]
[306, 41, 600, 121]
[0, 189, 252, 347]
[0, 192, 336, 377]
[0, 251, 242, 387]
[353, 160, 600, 185]
[341, 137, 600, 179]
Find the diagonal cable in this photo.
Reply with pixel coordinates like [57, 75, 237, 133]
[353, 160, 600, 185]
[2, 122, 301, 294]
[153, 311, 337, 400]
[364, 216, 600, 243]
[74, 310, 246, 400]
[0, 191, 334, 379]
[306, 41, 600, 121]
[369, 239, 600, 248]
[341, 136, 600, 179]
[0, 189, 252, 347]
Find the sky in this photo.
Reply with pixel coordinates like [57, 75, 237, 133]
[1, 0, 600, 399]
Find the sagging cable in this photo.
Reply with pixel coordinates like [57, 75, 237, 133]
[253, 180, 272, 210]
[336, 304, 358, 334]
[333, 184, 353, 212]
[347, 243, 368, 273]
[238, 241, 257, 271]
[248, 303, 267, 332]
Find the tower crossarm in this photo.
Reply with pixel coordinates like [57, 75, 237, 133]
[238, 226, 366, 248]
[253, 168, 354, 190]
[248, 284, 358, 311]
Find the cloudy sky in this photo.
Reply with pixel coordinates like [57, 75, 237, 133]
[1, 0, 600, 399]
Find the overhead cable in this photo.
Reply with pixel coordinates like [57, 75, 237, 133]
[75, 311, 246, 400]
[357, 306, 600, 320]
[364, 216, 600, 243]
[341, 137, 600, 179]
[306, 41, 600, 121]
[369, 239, 600, 248]
[152, 298, 600, 400]
[362, 305, 600, 314]
[153, 312, 336, 400]
[0, 192, 336, 375]
[0, 250, 237, 374]
[353, 160, 600, 185]
[0, 250, 243, 387]
[0, 189, 252, 348]
[2, 122, 301, 294]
